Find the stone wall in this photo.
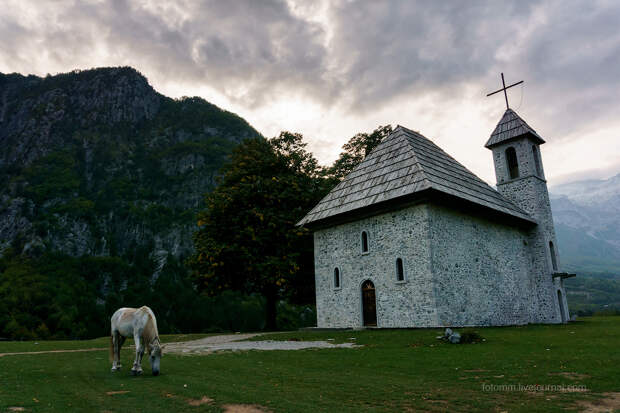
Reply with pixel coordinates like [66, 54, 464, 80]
[313, 204, 438, 328]
[492, 137, 546, 184]
[313, 200, 560, 328]
[491, 138, 568, 324]
[428, 205, 533, 326]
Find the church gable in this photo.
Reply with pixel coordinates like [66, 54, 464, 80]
[297, 129, 431, 226]
[398, 126, 533, 223]
[298, 125, 534, 227]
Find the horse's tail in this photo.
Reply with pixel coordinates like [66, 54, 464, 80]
[109, 334, 114, 362]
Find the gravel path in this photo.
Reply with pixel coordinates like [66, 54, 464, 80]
[163, 333, 359, 355]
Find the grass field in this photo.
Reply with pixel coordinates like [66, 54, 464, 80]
[1, 317, 619, 412]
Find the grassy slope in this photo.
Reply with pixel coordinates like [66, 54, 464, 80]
[0, 317, 619, 412]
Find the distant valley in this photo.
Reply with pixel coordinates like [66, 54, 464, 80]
[549, 174, 620, 315]
[549, 173, 620, 275]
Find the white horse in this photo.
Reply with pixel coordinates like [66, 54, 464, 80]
[110, 306, 162, 376]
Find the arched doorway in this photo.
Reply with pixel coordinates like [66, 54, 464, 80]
[362, 280, 377, 326]
[557, 290, 567, 323]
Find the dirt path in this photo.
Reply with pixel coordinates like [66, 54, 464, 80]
[0, 333, 358, 357]
[163, 333, 263, 354]
[164, 333, 358, 355]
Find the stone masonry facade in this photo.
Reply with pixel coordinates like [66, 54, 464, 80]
[314, 203, 545, 328]
[314, 204, 436, 328]
[491, 137, 568, 324]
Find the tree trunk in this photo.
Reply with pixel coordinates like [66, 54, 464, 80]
[264, 289, 278, 331]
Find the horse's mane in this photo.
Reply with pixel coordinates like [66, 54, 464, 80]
[142, 309, 160, 346]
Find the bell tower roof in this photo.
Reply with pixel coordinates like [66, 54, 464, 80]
[485, 108, 545, 149]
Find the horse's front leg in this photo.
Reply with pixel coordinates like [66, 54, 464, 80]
[131, 333, 143, 375]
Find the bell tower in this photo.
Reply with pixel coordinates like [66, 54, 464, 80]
[485, 108, 569, 323]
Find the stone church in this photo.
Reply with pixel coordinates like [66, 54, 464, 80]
[298, 108, 572, 328]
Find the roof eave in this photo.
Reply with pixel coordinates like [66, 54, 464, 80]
[297, 188, 434, 230]
[484, 131, 546, 149]
[297, 187, 536, 231]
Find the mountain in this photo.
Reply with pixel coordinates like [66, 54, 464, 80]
[0, 67, 260, 273]
[549, 174, 620, 274]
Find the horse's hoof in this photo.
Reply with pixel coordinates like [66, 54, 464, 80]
[131, 369, 142, 376]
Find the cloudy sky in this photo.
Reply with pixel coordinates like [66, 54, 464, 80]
[2, 0, 619, 185]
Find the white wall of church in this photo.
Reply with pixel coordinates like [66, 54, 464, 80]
[313, 201, 564, 328]
[428, 205, 534, 326]
[491, 139, 566, 324]
[313, 204, 438, 328]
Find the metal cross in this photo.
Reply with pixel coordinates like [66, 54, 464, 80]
[486, 73, 523, 109]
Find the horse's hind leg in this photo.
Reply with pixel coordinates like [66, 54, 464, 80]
[111, 332, 124, 371]
[117, 335, 126, 369]
[111, 332, 119, 371]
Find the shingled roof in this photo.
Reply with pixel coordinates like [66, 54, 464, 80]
[297, 126, 535, 227]
[485, 108, 545, 148]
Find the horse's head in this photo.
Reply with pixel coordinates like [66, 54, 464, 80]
[149, 340, 162, 376]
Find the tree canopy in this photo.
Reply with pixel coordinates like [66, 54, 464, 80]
[189, 132, 328, 329]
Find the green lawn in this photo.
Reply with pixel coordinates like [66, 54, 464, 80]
[1, 317, 619, 412]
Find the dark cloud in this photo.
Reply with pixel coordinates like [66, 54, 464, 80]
[0, 0, 334, 106]
[1, 0, 620, 138]
[326, 1, 532, 106]
[325, 0, 620, 131]
[514, 1, 620, 138]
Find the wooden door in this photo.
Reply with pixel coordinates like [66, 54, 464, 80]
[362, 280, 377, 326]
[558, 290, 567, 323]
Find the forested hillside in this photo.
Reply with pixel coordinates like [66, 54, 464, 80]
[0, 66, 259, 262]
[0, 67, 263, 338]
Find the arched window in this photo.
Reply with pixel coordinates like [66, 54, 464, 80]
[361, 231, 369, 253]
[333, 267, 341, 289]
[396, 258, 405, 282]
[506, 147, 519, 179]
[549, 241, 558, 271]
[532, 145, 542, 176]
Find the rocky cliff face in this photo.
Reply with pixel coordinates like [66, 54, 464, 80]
[0, 67, 260, 272]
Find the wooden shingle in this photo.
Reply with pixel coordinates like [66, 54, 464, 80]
[297, 125, 535, 227]
[485, 108, 545, 148]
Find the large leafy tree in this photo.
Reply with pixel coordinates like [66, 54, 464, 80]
[189, 133, 326, 329]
